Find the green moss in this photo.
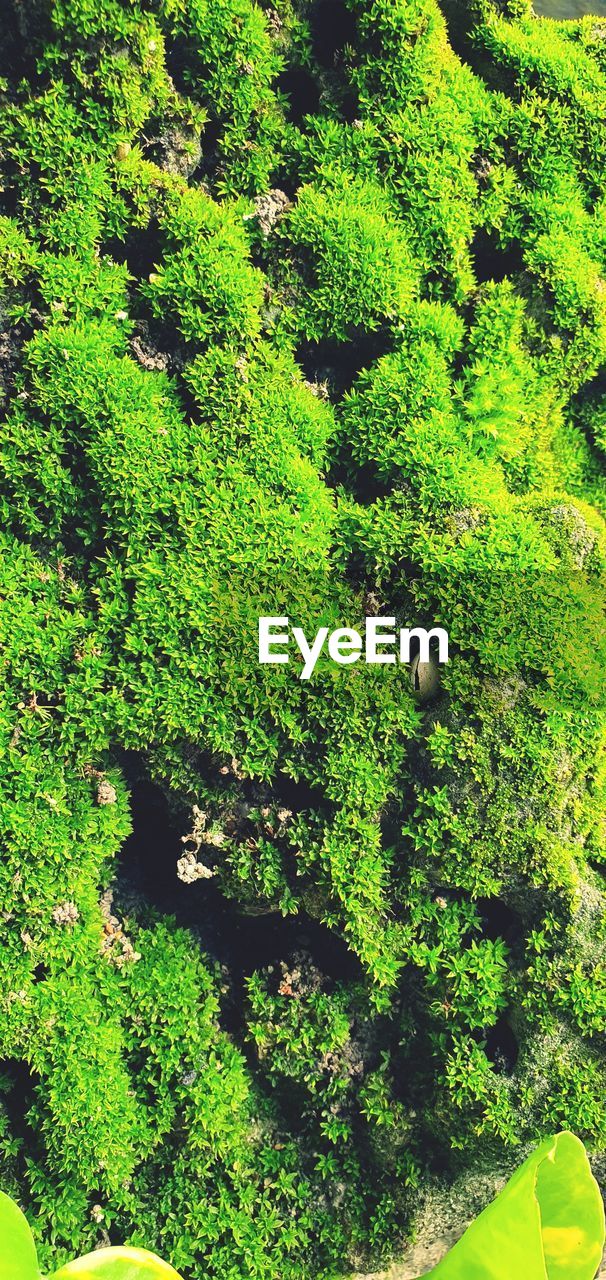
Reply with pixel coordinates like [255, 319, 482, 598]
[1, 0, 606, 1276]
[283, 171, 419, 339]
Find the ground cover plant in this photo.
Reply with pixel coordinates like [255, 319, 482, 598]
[2, 1132, 604, 1278]
[1, 0, 606, 1275]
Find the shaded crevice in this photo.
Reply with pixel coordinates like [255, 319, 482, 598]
[485, 1018, 519, 1074]
[271, 769, 328, 816]
[472, 228, 524, 285]
[0, 0, 46, 82]
[0, 1060, 38, 1147]
[104, 221, 164, 283]
[163, 36, 198, 101]
[340, 89, 360, 123]
[568, 374, 606, 465]
[296, 327, 393, 398]
[326, 456, 393, 507]
[116, 769, 361, 989]
[311, 0, 357, 68]
[189, 118, 223, 184]
[277, 66, 321, 124]
[0, 314, 28, 411]
[476, 897, 523, 946]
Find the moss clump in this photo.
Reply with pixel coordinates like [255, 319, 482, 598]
[1, 0, 606, 1276]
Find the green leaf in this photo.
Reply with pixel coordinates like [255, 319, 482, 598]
[422, 1132, 605, 1280]
[0, 1192, 40, 1280]
[49, 1248, 183, 1280]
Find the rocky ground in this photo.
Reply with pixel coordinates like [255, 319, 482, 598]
[356, 1242, 606, 1279]
[353, 1233, 460, 1279]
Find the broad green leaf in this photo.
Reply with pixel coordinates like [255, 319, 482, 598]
[422, 1132, 604, 1280]
[0, 1192, 40, 1280]
[49, 1247, 183, 1280]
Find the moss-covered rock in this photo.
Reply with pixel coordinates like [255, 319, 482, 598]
[1, 0, 606, 1276]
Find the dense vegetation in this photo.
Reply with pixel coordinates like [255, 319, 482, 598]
[3, 1131, 605, 1279]
[1, 0, 606, 1275]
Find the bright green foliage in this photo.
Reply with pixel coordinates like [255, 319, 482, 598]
[1, 0, 606, 1277]
[160, 0, 285, 192]
[1, 1133, 603, 1278]
[142, 186, 265, 344]
[284, 172, 418, 339]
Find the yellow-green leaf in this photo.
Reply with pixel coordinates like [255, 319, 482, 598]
[422, 1132, 604, 1280]
[49, 1249, 183, 1280]
[0, 1192, 40, 1280]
